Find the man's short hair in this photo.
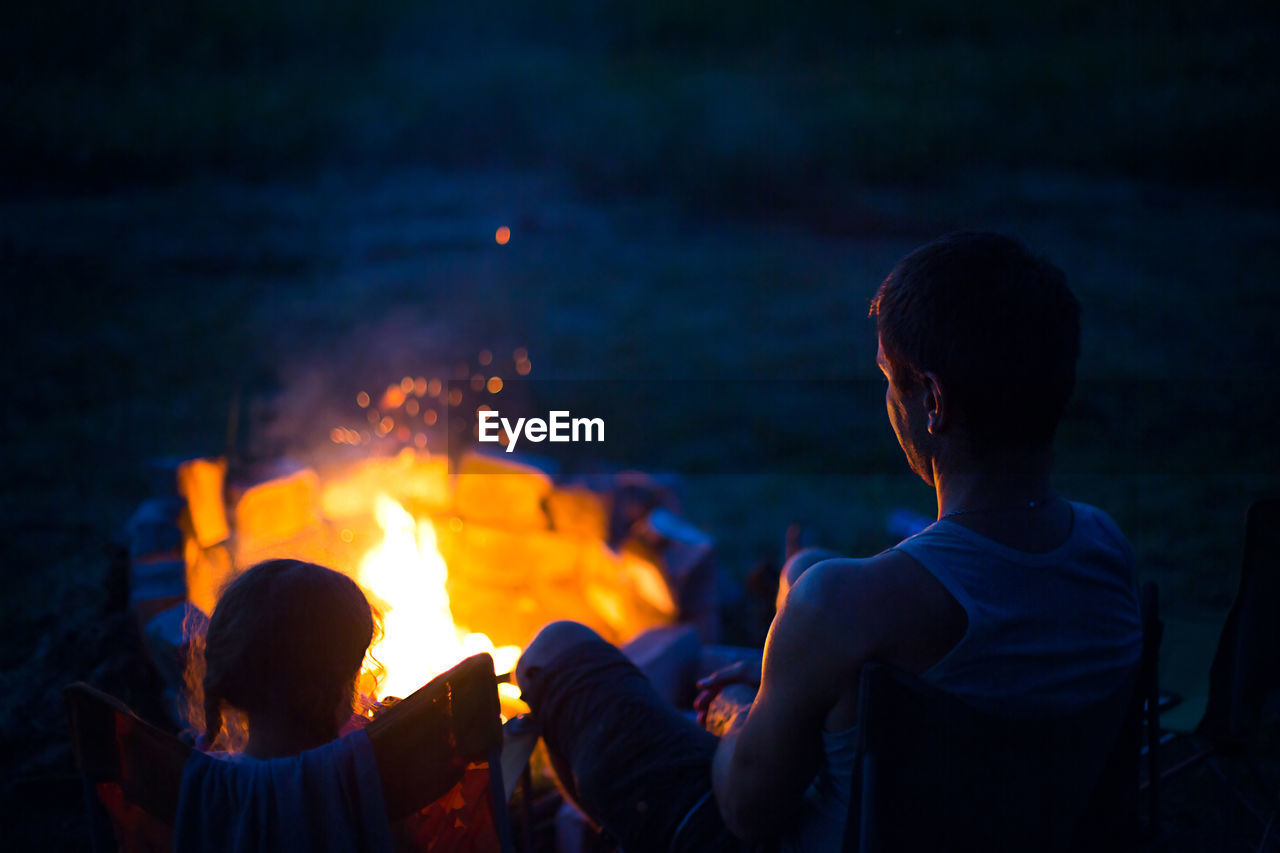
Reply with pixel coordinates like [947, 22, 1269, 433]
[869, 231, 1081, 454]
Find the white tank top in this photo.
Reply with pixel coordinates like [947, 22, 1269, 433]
[780, 501, 1142, 851]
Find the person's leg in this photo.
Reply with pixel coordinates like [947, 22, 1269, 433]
[516, 621, 741, 851]
[514, 621, 601, 807]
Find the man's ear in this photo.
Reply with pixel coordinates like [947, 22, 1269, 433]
[922, 371, 947, 435]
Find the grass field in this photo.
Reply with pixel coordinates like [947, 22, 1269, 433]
[4, 2, 1278, 195]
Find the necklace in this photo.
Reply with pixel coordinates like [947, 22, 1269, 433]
[941, 498, 1052, 520]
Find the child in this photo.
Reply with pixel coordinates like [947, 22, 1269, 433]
[177, 560, 396, 852]
[199, 558, 375, 759]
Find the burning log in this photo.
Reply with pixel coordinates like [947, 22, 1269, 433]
[230, 466, 325, 566]
[544, 486, 609, 540]
[176, 458, 229, 548]
[453, 453, 553, 530]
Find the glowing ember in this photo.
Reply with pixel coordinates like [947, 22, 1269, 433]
[359, 494, 520, 699]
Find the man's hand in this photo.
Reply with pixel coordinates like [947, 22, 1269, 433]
[700, 684, 757, 736]
[693, 659, 762, 728]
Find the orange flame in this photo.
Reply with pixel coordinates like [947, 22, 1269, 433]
[358, 494, 519, 699]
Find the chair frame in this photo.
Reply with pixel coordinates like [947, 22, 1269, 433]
[845, 659, 1142, 853]
[1147, 499, 1280, 845]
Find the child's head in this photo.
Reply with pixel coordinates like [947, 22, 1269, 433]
[202, 559, 374, 750]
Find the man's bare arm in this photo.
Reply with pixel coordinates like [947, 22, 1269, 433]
[711, 561, 875, 840]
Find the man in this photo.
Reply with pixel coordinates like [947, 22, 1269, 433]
[516, 232, 1143, 851]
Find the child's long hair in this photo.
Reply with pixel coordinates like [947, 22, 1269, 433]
[194, 559, 375, 751]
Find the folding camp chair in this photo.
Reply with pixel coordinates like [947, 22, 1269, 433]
[1149, 498, 1280, 842]
[844, 657, 1146, 853]
[1194, 498, 1280, 749]
[66, 653, 515, 852]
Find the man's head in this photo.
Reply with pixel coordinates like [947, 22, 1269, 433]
[869, 232, 1080, 479]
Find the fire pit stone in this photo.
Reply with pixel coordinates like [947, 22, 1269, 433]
[124, 448, 719, 724]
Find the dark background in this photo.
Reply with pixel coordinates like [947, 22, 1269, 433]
[2, 2, 1278, 847]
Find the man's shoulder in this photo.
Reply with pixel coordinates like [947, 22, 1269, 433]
[783, 550, 949, 653]
[789, 549, 932, 604]
[781, 552, 870, 607]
